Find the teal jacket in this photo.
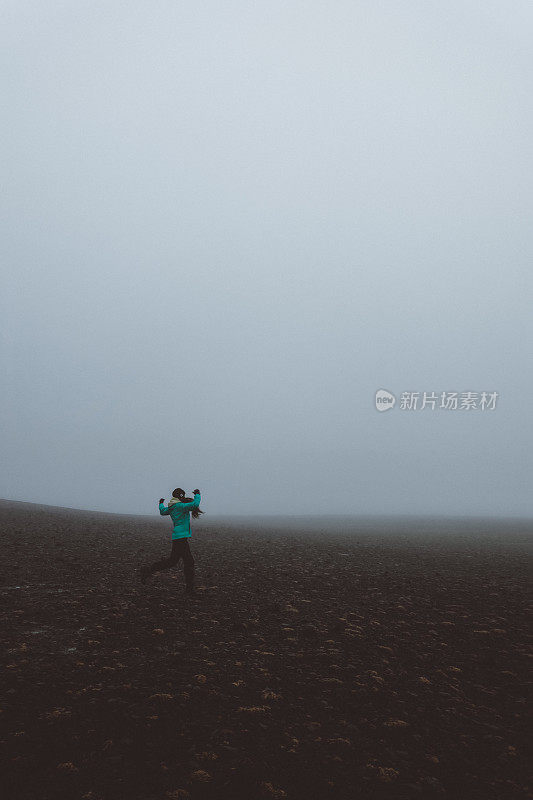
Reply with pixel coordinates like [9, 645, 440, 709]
[159, 493, 201, 540]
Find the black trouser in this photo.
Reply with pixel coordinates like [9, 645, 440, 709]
[147, 538, 194, 589]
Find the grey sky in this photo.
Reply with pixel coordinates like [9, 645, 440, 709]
[1, 1, 532, 517]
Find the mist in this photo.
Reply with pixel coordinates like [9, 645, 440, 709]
[2, 1, 532, 517]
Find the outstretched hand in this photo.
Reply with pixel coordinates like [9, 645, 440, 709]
[159, 498, 165, 504]
[193, 489, 200, 495]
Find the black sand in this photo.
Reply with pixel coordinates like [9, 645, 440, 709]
[1, 500, 531, 800]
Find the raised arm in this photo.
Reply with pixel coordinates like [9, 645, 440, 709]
[158, 499, 171, 515]
[177, 490, 201, 510]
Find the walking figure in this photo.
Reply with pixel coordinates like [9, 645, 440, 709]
[140, 488, 202, 595]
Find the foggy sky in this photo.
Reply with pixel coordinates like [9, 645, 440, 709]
[2, 1, 532, 517]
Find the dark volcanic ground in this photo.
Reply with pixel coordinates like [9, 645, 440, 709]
[1, 501, 531, 800]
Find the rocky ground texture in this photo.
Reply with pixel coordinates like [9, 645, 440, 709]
[1, 501, 531, 799]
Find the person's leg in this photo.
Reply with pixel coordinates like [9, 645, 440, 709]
[143, 539, 180, 578]
[181, 539, 195, 593]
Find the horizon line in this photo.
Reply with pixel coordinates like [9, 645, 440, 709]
[1, 498, 532, 524]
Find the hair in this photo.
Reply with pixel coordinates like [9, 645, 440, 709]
[172, 487, 203, 519]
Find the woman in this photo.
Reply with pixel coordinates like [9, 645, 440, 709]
[140, 488, 202, 595]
